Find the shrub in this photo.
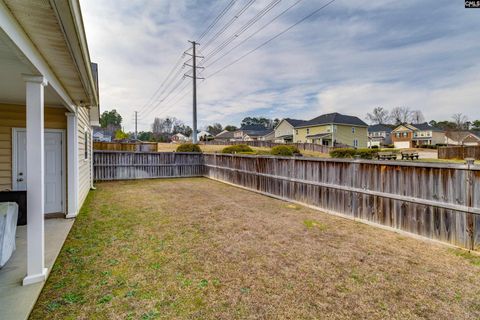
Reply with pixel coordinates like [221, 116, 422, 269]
[271, 145, 294, 156]
[371, 145, 379, 149]
[221, 144, 253, 154]
[286, 145, 301, 154]
[355, 148, 377, 159]
[176, 143, 202, 153]
[329, 148, 377, 159]
[383, 144, 395, 149]
[329, 148, 357, 158]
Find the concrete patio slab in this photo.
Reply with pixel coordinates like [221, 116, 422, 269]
[0, 218, 74, 320]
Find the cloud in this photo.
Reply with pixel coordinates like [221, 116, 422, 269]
[80, 0, 480, 131]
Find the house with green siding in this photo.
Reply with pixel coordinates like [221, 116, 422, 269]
[293, 112, 368, 148]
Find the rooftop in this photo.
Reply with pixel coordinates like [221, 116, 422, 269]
[296, 112, 368, 128]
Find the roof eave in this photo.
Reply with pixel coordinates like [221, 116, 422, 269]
[50, 0, 99, 109]
[294, 122, 368, 129]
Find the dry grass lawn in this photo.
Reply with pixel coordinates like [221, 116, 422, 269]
[31, 178, 480, 319]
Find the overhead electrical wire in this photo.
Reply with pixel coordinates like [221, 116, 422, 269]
[201, 0, 283, 65]
[204, 0, 306, 69]
[137, 53, 185, 114]
[206, 0, 337, 79]
[197, 0, 238, 41]
[202, 0, 256, 50]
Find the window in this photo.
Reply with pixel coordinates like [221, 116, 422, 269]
[295, 129, 298, 135]
[352, 127, 355, 133]
[84, 131, 89, 160]
[306, 128, 310, 134]
[403, 132, 407, 137]
[396, 133, 400, 138]
[353, 139, 359, 147]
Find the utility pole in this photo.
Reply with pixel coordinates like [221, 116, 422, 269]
[185, 41, 204, 144]
[134, 111, 138, 140]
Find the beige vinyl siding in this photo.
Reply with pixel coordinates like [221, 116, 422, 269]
[334, 125, 368, 148]
[0, 103, 67, 191]
[77, 106, 92, 207]
[274, 120, 294, 139]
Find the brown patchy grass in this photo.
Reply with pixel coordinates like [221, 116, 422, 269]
[31, 178, 480, 319]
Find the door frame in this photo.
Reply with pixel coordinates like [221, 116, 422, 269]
[12, 127, 66, 214]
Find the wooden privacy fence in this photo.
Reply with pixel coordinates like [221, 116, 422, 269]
[94, 142, 158, 152]
[94, 151, 480, 250]
[94, 151, 204, 180]
[203, 140, 331, 154]
[439, 146, 480, 160]
[203, 154, 480, 250]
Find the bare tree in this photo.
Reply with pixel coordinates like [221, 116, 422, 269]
[151, 117, 182, 134]
[410, 110, 425, 124]
[366, 107, 391, 124]
[447, 113, 469, 145]
[152, 117, 162, 134]
[390, 107, 413, 125]
[452, 113, 469, 130]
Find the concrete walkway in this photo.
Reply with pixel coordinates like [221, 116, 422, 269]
[0, 218, 74, 320]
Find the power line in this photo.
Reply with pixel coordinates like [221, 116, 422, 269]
[137, 53, 185, 113]
[197, 0, 238, 41]
[202, 0, 256, 50]
[206, 0, 337, 79]
[142, 74, 187, 119]
[204, 0, 306, 69]
[201, 0, 283, 65]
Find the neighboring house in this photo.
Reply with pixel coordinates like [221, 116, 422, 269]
[234, 125, 272, 141]
[274, 118, 306, 143]
[257, 130, 275, 141]
[0, 0, 99, 285]
[391, 123, 445, 149]
[368, 124, 393, 147]
[171, 133, 188, 142]
[445, 131, 480, 146]
[191, 130, 212, 141]
[214, 130, 235, 142]
[93, 127, 112, 142]
[293, 113, 368, 148]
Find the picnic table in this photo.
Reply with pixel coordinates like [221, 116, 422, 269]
[376, 151, 397, 160]
[401, 151, 419, 160]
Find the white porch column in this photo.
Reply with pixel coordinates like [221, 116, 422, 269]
[22, 75, 48, 285]
[66, 112, 79, 218]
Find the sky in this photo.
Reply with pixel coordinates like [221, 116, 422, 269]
[80, 0, 480, 132]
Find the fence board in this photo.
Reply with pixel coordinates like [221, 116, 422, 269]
[438, 146, 480, 160]
[94, 151, 204, 180]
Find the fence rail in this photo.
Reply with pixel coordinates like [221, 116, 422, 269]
[94, 151, 480, 250]
[203, 140, 331, 153]
[439, 146, 480, 160]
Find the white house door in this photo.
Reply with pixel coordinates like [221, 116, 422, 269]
[13, 129, 64, 214]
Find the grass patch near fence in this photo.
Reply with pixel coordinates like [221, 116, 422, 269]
[31, 178, 480, 319]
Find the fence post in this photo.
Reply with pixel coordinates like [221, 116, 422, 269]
[466, 158, 475, 250]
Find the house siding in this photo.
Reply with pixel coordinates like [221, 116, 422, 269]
[335, 126, 368, 148]
[294, 124, 331, 143]
[77, 106, 92, 208]
[0, 103, 67, 190]
[294, 124, 368, 147]
[274, 121, 294, 140]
